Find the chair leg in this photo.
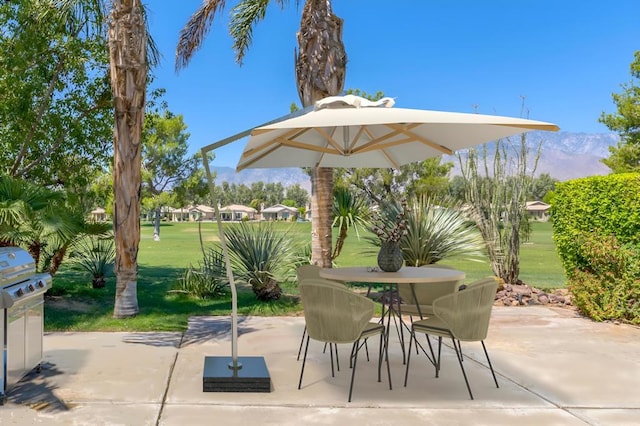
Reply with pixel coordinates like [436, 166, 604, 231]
[403, 328, 414, 387]
[451, 337, 474, 400]
[435, 336, 442, 378]
[348, 340, 360, 402]
[334, 343, 340, 372]
[365, 339, 370, 362]
[481, 340, 499, 388]
[455, 339, 464, 362]
[329, 343, 335, 377]
[349, 339, 369, 367]
[377, 333, 383, 382]
[384, 329, 392, 390]
[298, 335, 311, 390]
[297, 325, 307, 361]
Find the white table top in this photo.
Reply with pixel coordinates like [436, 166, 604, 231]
[319, 266, 465, 284]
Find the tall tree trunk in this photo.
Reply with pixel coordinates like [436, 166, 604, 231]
[295, 0, 346, 267]
[153, 206, 161, 241]
[108, 0, 146, 318]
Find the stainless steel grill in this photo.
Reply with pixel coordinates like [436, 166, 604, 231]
[0, 247, 52, 404]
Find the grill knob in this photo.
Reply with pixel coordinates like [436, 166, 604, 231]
[15, 288, 24, 297]
[38, 281, 45, 288]
[28, 284, 35, 292]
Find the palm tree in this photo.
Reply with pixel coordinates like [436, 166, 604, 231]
[0, 176, 111, 275]
[0, 176, 69, 264]
[176, 0, 346, 268]
[107, 0, 148, 317]
[331, 186, 369, 261]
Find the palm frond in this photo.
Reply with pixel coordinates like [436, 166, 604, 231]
[228, 0, 270, 65]
[176, 0, 227, 71]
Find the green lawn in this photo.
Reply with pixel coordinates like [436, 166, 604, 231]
[45, 220, 566, 332]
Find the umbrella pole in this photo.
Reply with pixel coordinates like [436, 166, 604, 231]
[202, 150, 240, 371]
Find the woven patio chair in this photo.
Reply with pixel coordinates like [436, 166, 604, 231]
[298, 278, 392, 402]
[403, 278, 499, 400]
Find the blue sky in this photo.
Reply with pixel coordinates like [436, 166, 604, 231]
[145, 1, 640, 167]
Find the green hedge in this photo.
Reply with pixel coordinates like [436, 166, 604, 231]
[552, 173, 640, 323]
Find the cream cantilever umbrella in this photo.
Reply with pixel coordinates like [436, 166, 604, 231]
[200, 95, 559, 388]
[237, 94, 559, 171]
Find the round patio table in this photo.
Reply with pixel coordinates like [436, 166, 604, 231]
[319, 266, 465, 284]
[319, 266, 466, 365]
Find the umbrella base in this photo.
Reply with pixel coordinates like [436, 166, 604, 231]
[202, 356, 272, 392]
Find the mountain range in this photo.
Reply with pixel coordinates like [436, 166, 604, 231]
[212, 131, 620, 190]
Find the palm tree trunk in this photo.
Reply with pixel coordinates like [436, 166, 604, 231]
[311, 167, 334, 267]
[108, 0, 146, 318]
[295, 0, 346, 267]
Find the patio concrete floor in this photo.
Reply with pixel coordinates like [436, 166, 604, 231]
[1, 306, 640, 425]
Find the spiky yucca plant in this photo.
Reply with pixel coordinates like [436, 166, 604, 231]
[368, 196, 486, 266]
[401, 196, 486, 266]
[223, 222, 295, 301]
[70, 236, 116, 288]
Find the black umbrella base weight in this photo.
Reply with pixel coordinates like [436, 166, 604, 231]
[202, 356, 272, 392]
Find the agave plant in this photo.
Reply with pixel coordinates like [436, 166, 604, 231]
[400, 196, 486, 266]
[223, 222, 295, 301]
[368, 196, 486, 266]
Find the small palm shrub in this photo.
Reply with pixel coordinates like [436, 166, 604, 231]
[69, 236, 115, 288]
[174, 247, 229, 299]
[224, 222, 295, 301]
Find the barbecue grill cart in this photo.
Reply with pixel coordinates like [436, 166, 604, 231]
[0, 247, 52, 404]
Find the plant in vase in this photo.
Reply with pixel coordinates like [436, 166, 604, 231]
[370, 200, 409, 272]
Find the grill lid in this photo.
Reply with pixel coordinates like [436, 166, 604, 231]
[0, 247, 36, 287]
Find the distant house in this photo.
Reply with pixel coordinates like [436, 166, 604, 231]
[186, 205, 216, 221]
[526, 201, 551, 221]
[262, 204, 298, 221]
[166, 204, 217, 221]
[90, 207, 107, 222]
[219, 204, 257, 221]
[167, 206, 190, 222]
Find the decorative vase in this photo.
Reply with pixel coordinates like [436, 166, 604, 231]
[377, 241, 404, 272]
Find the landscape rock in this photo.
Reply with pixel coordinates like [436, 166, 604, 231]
[493, 282, 574, 309]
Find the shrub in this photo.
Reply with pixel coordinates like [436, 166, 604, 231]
[173, 247, 229, 299]
[69, 236, 115, 289]
[568, 233, 640, 324]
[223, 222, 295, 301]
[552, 173, 640, 273]
[553, 174, 640, 323]
[367, 196, 485, 266]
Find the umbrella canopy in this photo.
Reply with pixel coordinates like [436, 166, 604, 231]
[237, 95, 559, 171]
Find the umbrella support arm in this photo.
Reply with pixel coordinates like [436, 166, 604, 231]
[202, 148, 239, 366]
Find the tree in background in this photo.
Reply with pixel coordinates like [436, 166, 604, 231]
[529, 173, 559, 201]
[600, 50, 640, 173]
[338, 157, 453, 205]
[285, 184, 310, 208]
[0, 0, 112, 189]
[173, 152, 211, 208]
[142, 109, 198, 240]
